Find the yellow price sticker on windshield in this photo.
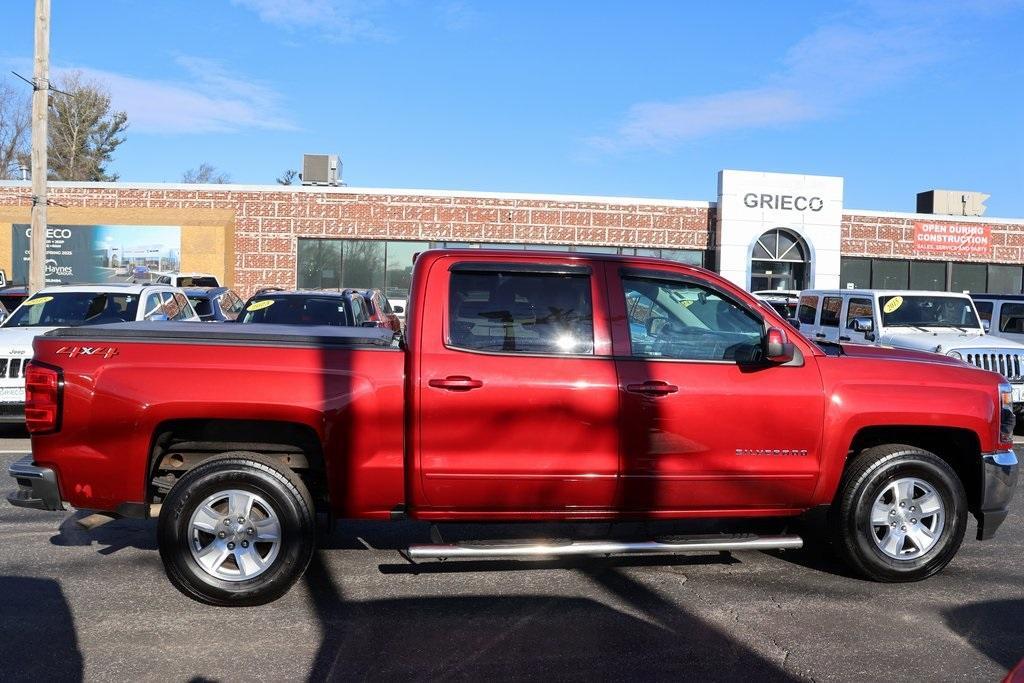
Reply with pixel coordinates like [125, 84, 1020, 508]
[22, 296, 53, 306]
[882, 296, 904, 314]
[246, 299, 275, 312]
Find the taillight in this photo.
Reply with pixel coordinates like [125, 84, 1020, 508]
[25, 362, 62, 434]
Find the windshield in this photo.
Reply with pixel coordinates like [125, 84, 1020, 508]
[179, 276, 218, 287]
[4, 292, 140, 327]
[878, 295, 981, 329]
[238, 296, 350, 325]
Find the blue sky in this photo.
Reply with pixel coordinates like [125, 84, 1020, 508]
[3, 1, 1023, 215]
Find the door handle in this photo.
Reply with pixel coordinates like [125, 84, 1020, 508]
[428, 376, 484, 391]
[839, 336, 851, 342]
[815, 333, 826, 338]
[625, 380, 679, 396]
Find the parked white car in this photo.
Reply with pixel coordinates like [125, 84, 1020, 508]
[0, 284, 200, 422]
[150, 272, 221, 287]
[797, 288, 1024, 410]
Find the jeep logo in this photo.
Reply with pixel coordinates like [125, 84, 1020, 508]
[743, 193, 824, 212]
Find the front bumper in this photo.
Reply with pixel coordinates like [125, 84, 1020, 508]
[0, 403, 25, 423]
[976, 450, 1019, 540]
[6, 455, 64, 511]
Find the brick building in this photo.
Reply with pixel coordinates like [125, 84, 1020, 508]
[1, 169, 1022, 302]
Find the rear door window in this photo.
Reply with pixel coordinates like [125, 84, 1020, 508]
[448, 270, 594, 355]
[797, 295, 819, 325]
[999, 303, 1024, 333]
[820, 296, 842, 327]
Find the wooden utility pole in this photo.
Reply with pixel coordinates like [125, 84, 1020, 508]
[29, 0, 50, 293]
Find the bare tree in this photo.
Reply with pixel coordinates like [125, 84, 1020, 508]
[0, 79, 31, 180]
[48, 71, 128, 181]
[276, 169, 298, 185]
[182, 162, 231, 184]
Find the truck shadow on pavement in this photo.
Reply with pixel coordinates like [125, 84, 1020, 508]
[0, 576, 83, 683]
[301, 550, 797, 682]
[943, 599, 1024, 671]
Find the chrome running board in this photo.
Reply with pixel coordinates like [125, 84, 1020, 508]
[406, 533, 802, 561]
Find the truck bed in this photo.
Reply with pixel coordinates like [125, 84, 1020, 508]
[30, 321, 407, 518]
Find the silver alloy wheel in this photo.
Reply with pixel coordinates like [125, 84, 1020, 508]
[188, 489, 282, 582]
[870, 477, 945, 560]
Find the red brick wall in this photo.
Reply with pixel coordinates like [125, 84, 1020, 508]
[842, 213, 1024, 263]
[0, 183, 714, 296]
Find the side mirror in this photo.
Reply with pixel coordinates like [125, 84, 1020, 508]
[982, 319, 991, 333]
[393, 306, 404, 315]
[148, 313, 169, 322]
[765, 327, 795, 364]
[788, 318, 801, 330]
[851, 317, 874, 333]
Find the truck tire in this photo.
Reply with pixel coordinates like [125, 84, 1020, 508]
[157, 452, 316, 606]
[832, 444, 967, 582]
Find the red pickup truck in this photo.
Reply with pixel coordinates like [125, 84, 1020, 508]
[8, 249, 1020, 605]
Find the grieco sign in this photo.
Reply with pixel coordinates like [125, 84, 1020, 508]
[743, 193, 824, 211]
[13, 224, 182, 285]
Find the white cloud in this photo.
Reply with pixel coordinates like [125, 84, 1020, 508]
[587, 3, 1008, 152]
[56, 56, 296, 135]
[230, 0, 389, 41]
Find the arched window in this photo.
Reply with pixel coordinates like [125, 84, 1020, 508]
[750, 229, 810, 292]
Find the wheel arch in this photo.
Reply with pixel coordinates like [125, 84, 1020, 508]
[147, 419, 329, 514]
[845, 426, 983, 513]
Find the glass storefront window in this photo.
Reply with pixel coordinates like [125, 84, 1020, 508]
[385, 241, 430, 301]
[909, 261, 946, 291]
[950, 263, 987, 293]
[340, 240, 386, 289]
[987, 265, 1023, 295]
[297, 239, 342, 290]
[839, 258, 871, 289]
[871, 260, 909, 289]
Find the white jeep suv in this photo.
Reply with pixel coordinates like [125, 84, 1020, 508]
[0, 284, 199, 422]
[797, 288, 1024, 411]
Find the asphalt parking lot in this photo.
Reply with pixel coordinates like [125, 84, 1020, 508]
[1, 429, 1021, 682]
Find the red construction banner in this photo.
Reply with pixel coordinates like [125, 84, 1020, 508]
[913, 222, 991, 256]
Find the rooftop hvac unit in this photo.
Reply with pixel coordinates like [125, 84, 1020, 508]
[916, 190, 989, 216]
[301, 154, 342, 186]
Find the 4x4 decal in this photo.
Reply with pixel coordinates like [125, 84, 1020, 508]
[55, 346, 119, 359]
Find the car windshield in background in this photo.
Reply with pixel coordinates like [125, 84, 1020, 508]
[238, 296, 350, 326]
[879, 295, 981, 329]
[178, 276, 218, 287]
[4, 292, 140, 327]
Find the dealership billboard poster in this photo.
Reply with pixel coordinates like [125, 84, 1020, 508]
[913, 221, 992, 256]
[13, 224, 181, 286]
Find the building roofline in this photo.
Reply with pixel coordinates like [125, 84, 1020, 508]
[844, 208, 1024, 226]
[0, 180, 715, 209]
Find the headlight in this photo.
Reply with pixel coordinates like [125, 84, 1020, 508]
[947, 350, 963, 360]
[999, 381, 1015, 447]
